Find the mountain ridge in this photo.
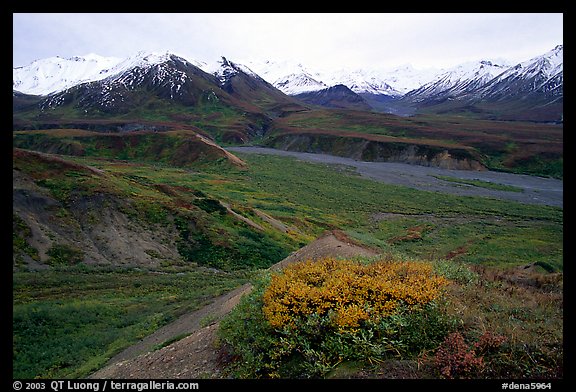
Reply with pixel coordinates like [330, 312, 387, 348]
[14, 46, 563, 99]
[13, 45, 563, 123]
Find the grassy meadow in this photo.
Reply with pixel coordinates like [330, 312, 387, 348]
[13, 266, 253, 378]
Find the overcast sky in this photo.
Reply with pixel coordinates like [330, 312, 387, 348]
[13, 13, 563, 70]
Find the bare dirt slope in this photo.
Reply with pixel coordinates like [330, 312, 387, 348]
[90, 230, 379, 379]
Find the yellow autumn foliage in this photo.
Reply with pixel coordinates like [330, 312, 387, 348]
[262, 257, 448, 332]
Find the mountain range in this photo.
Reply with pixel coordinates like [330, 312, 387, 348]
[13, 45, 563, 122]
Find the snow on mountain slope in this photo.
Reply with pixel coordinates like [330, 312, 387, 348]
[273, 73, 327, 95]
[241, 59, 320, 83]
[13, 46, 563, 110]
[204, 56, 267, 85]
[403, 59, 511, 102]
[240, 59, 328, 94]
[477, 45, 563, 100]
[12, 54, 123, 95]
[377, 64, 444, 95]
[36, 51, 220, 112]
[242, 60, 442, 97]
[13, 51, 207, 96]
[13, 52, 433, 99]
[105, 51, 206, 78]
[99, 52, 198, 99]
[319, 68, 402, 96]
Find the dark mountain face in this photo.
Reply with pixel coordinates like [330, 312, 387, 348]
[396, 76, 563, 122]
[38, 55, 228, 114]
[13, 54, 308, 141]
[294, 84, 372, 111]
[13, 91, 42, 111]
[215, 57, 307, 116]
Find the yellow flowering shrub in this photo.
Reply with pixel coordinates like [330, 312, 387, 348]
[262, 257, 449, 332]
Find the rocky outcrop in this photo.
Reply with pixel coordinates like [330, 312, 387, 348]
[13, 168, 183, 269]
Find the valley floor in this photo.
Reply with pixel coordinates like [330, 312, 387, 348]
[227, 147, 563, 208]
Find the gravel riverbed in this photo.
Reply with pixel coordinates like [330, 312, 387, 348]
[227, 147, 563, 208]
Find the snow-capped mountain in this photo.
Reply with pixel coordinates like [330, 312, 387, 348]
[205, 56, 265, 85]
[376, 65, 444, 95]
[12, 53, 123, 96]
[319, 68, 402, 97]
[241, 59, 329, 95]
[15, 46, 562, 102]
[242, 59, 443, 97]
[394, 45, 563, 121]
[477, 45, 563, 101]
[13, 45, 563, 121]
[12, 51, 207, 97]
[203, 56, 304, 116]
[15, 49, 305, 130]
[402, 59, 511, 103]
[274, 73, 328, 95]
[39, 51, 216, 111]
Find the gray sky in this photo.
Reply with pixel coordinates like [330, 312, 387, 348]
[13, 13, 563, 70]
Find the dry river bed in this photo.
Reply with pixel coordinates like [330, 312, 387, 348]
[227, 147, 563, 208]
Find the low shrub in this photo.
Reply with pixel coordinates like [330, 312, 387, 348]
[434, 332, 485, 379]
[219, 257, 456, 378]
[262, 258, 448, 332]
[433, 330, 507, 379]
[46, 244, 84, 266]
